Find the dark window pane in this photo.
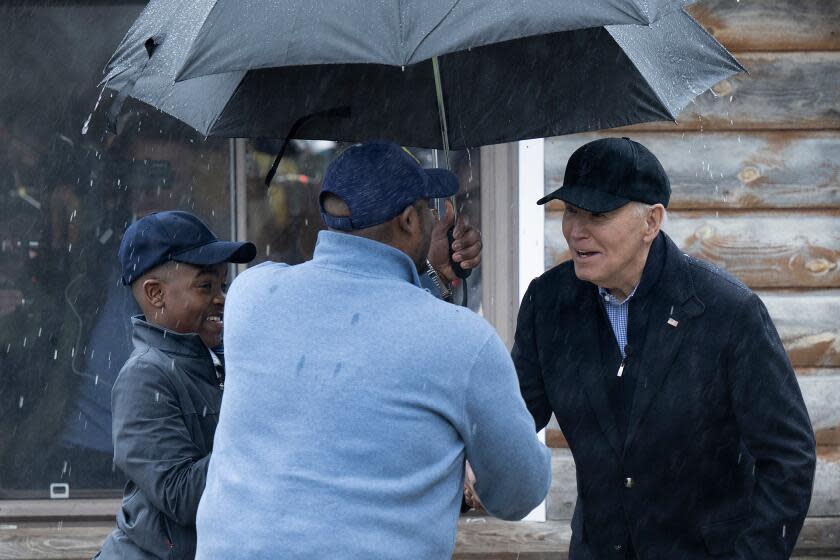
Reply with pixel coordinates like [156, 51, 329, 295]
[0, 2, 231, 497]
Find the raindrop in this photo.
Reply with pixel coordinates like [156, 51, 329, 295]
[81, 86, 106, 135]
[94, 375, 99, 386]
[155, 391, 160, 403]
[202, 406, 208, 417]
[53, 350, 58, 360]
[22, 337, 27, 348]
[18, 396, 24, 408]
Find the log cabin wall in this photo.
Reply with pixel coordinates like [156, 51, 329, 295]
[542, 0, 840, 523]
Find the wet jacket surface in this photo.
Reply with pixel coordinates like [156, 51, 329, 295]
[97, 317, 221, 560]
[513, 232, 816, 560]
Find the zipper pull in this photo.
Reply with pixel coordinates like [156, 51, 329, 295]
[617, 345, 632, 377]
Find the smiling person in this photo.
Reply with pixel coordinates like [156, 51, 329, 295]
[508, 138, 815, 559]
[96, 211, 255, 560]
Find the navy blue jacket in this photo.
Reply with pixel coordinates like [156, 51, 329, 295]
[513, 233, 816, 559]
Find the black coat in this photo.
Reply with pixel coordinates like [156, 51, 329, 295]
[513, 233, 816, 559]
[97, 317, 222, 560]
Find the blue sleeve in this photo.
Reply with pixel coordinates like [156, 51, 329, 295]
[461, 333, 552, 521]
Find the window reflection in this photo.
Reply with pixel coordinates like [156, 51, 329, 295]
[0, 2, 230, 497]
[245, 141, 483, 314]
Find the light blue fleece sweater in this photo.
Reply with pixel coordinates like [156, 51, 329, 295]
[195, 231, 550, 559]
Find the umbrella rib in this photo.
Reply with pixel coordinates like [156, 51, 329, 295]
[404, 0, 463, 65]
[605, 29, 678, 122]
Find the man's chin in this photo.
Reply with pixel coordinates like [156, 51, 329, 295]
[572, 262, 600, 286]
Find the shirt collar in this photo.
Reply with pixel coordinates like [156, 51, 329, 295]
[596, 232, 666, 305]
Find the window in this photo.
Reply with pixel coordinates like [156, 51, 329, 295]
[0, 2, 230, 498]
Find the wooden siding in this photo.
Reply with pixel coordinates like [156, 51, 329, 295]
[546, 132, 840, 210]
[546, 214, 840, 289]
[617, 53, 840, 131]
[686, 0, 840, 52]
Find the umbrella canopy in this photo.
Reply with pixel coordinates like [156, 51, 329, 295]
[102, 1, 742, 149]
[172, 0, 695, 80]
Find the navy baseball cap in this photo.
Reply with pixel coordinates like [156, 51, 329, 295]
[537, 137, 670, 212]
[119, 210, 256, 285]
[319, 141, 459, 230]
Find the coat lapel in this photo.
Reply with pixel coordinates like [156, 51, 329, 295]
[623, 238, 705, 451]
[574, 288, 624, 457]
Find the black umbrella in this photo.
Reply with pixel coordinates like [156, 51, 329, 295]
[102, 0, 740, 151]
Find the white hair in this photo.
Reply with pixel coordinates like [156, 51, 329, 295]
[632, 201, 669, 231]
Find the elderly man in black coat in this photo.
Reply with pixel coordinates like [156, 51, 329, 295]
[511, 138, 816, 559]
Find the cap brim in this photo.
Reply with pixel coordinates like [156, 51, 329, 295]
[537, 185, 630, 213]
[174, 240, 257, 266]
[423, 168, 459, 198]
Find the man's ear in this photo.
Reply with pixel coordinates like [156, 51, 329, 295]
[396, 204, 419, 235]
[644, 204, 666, 243]
[141, 278, 165, 309]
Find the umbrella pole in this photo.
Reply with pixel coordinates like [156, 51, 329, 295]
[431, 56, 452, 171]
[431, 56, 471, 307]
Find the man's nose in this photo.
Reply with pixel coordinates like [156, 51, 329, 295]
[568, 216, 589, 239]
[214, 290, 226, 304]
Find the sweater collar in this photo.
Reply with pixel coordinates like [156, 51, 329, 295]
[311, 230, 422, 287]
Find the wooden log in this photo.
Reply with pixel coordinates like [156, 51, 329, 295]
[0, 525, 110, 560]
[546, 213, 840, 289]
[686, 0, 840, 52]
[546, 449, 840, 520]
[795, 374, 840, 432]
[816, 428, 840, 447]
[812, 450, 840, 517]
[454, 514, 571, 558]
[762, 293, 840, 368]
[614, 53, 840, 132]
[544, 132, 840, 210]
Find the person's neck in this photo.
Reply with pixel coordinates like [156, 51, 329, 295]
[604, 244, 652, 302]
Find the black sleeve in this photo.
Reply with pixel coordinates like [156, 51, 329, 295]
[728, 293, 816, 559]
[111, 360, 210, 526]
[511, 279, 553, 431]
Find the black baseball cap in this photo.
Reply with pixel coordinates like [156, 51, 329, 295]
[319, 141, 459, 230]
[118, 210, 256, 285]
[537, 137, 670, 212]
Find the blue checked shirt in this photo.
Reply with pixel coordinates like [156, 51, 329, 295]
[598, 285, 638, 358]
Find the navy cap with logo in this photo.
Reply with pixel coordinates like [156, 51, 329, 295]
[319, 141, 459, 230]
[118, 210, 257, 285]
[537, 137, 670, 212]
